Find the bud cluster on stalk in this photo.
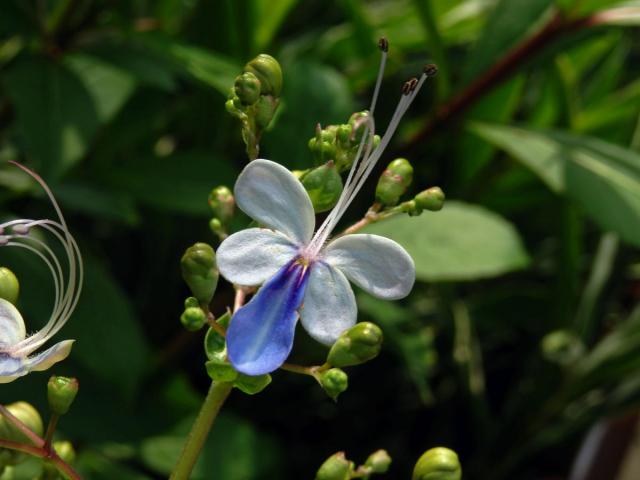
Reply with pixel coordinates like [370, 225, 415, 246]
[315, 449, 392, 480]
[208, 185, 235, 239]
[226, 54, 283, 159]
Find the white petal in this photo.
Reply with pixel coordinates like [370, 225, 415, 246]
[217, 228, 298, 286]
[0, 354, 28, 383]
[26, 339, 74, 372]
[0, 298, 26, 349]
[235, 159, 315, 245]
[324, 234, 415, 300]
[300, 261, 357, 345]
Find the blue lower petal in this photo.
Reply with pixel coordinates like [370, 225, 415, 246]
[227, 259, 310, 375]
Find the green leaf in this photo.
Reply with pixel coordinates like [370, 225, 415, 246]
[470, 122, 640, 247]
[2, 55, 100, 177]
[363, 201, 530, 281]
[66, 255, 151, 398]
[54, 182, 140, 225]
[254, 0, 298, 50]
[65, 54, 137, 124]
[138, 34, 240, 95]
[140, 414, 282, 480]
[104, 151, 237, 215]
[462, 0, 553, 83]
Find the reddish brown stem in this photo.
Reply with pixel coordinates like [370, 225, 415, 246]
[0, 438, 81, 479]
[403, 10, 603, 151]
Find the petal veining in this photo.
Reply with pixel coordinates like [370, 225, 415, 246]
[324, 234, 415, 299]
[234, 159, 315, 245]
[0, 298, 26, 350]
[300, 261, 357, 345]
[227, 260, 310, 375]
[217, 228, 298, 286]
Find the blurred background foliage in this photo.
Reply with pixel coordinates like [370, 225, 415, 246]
[0, 0, 639, 478]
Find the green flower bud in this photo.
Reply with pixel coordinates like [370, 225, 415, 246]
[47, 376, 79, 416]
[209, 218, 224, 237]
[53, 441, 75, 464]
[365, 449, 392, 474]
[234, 373, 272, 395]
[318, 368, 348, 401]
[208, 186, 235, 223]
[301, 161, 343, 212]
[336, 124, 352, 145]
[415, 187, 445, 212]
[401, 200, 422, 216]
[412, 447, 462, 480]
[180, 243, 218, 304]
[244, 54, 282, 97]
[184, 296, 199, 309]
[254, 94, 279, 130]
[348, 111, 372, 142]
[0, 402, 44, 441]
[0, 267, 19, 305]
[181, 307, 206, 332]
[234, 72, 261, 106]
[205, 357, 238, 383]
[375, 158, 414, 206]
[315, 452, 353, 480]
[327, 322, 383, 367]
[542, 329, 584, 366]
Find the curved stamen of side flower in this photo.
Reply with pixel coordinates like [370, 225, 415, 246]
[0, 162, 82, 358]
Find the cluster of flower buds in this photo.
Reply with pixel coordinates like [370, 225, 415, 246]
[203, 319, 272, 395]
[180, 242, 219, 305]
[208, 186, 235, 239]
[315, 449, 391, 480]
[301, 112, 383, 212]
[314, 322, 384, 400]
[412, 447, 462, 480]
[375, 158, 445, 216]
[225, 54, 283, 159]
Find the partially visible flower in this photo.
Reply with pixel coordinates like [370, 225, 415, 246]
[217, 48, 432, 376]
[0, 162, 82, 383]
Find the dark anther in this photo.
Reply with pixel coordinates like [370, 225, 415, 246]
[423, 64, 438, 77]
[378, 37, 389, 52]
[402, 77, 418, 95]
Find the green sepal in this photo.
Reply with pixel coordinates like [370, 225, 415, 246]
[327, 322, 383, 367]
[412, 447, 461, 480]
[205, 357, 239, 383]
[234, 373, 272, 395]
[300, 161, 343, 212]
[415, 187, 445, 212]
[315, 452, 354, 480]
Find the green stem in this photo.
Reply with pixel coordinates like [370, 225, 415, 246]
[170, 381, 234, 480]
[43, 413, 59, 449]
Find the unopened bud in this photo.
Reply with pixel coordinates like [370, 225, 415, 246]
[0, 402, 43, 441]
[301, 162, 344, 212]
[234, 72, 261, 105]
[318, 368, 348, 401]
[209, 218, 224, 237]
[47, 376, 79, 416]
[365, 449, 392, 473]
[53, 441, 75, 464]
[244, 54, 282, 97]
[542, 330, 584, 366]
[327, 322, 383, 367]
[376, 158, 414, 206]
[181, 307, 206, 331]
[315, 452, 353, 480]
[208, 186, 235, 223]
[184, 297, 199, 309]
[412, 447, 461, 480]
[181, 243, 218, 304]
[0, 267, 19, 305]
[415, 187, 445, 212]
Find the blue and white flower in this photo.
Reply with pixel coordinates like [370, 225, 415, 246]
[217, 62, 430, 376]
[0, 163, 82, 383]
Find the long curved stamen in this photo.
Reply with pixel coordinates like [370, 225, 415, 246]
[308, 69, 431, 256]
[0, 162, 83, 357]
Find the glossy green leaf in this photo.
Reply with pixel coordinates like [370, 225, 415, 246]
[2, 56, 99, 176]
[364, 201, 530, 281]
[254, 0, 298, 50]
[471, 122, 640, 246]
